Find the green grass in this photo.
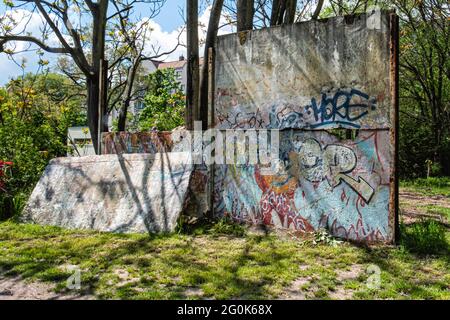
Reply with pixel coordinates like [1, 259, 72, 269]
[0, 220, 448, 300]
[401, 177, 450, 197]
[400, 219, 449, 254]
[421, 205, 450, 220]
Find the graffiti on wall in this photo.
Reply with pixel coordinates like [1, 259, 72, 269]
[288, 138, 375, 203]
[213, 11, 396, 242]
[102, 131, 174, 154]
[214, 130, 391, 241]
[216, 88, 378, 130]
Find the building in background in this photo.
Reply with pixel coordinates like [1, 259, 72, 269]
[107, 55, 203, 132]
[67, 127, 95, 157]
[156, 55, 188, 93]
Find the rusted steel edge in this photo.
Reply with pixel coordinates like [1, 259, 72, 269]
[389, 12, 400, 245]
[208, 46, 216, 218]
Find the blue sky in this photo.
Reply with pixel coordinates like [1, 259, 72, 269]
[0, 0, 190, 85]
[135, 0, 185, 31]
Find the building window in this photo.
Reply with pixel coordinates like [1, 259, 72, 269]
[135, 101, 145, 111]
[175, 69, 182, 80]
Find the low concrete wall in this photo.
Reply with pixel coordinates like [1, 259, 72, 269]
[102, 130, 211, 218]
[22, 153, 193, 233]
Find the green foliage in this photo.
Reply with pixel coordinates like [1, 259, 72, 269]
[0, 73, 86, 219]
[111, 111, 139, 133]
[402, 177, 450, 189]
[400, 220, 448, 255]
[207, 218, 247, 237]
[176, 217, 247, 237]
[0, 220, 448, 299]
[400, 177, 450, 197]
[395, 0, 450, 177]
[312, 229, 343, 247]
[139, 68, 185, 131]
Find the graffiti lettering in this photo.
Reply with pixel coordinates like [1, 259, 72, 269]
[217, 88, 377, 130]
[290, 138, 375, 203]
[308, 88, 377, 128]
[217, 108, 266, 129]
[269, 88, 377, 129]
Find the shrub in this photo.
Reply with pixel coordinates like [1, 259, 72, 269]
[139, 69, 185, 131]
[400, 219, 448, 255]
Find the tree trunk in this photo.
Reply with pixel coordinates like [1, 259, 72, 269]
[271, 0, 281, 26]
[117, 102, 128, 132]
[271, 0, 290, 25]
[87, 76, 100, 154]
[186, 0, 200, 130]
[117, 58, 140, 132]
[199, 0, 224, 129]
[237, 0, 254, 32]
[312, 0, 324, 19]
[90, 0, 109, 153]
[285, 0, 297, 24]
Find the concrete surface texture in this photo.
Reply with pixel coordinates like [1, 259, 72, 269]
[22, 153, 193, 233]
[101, 129, 210, 218]
[214, 11, 391, 131]
[214, 130, 392, 241]
[213, 11, 396, 242]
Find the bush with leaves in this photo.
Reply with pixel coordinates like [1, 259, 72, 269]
[0, 73, 86, 219]
[139, 68, 185, 131]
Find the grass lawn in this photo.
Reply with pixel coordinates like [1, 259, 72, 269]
[0, 180, 449, 300]
[400, 177, 450, 197]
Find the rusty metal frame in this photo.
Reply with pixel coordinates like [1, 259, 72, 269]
[389, 12, 400, 244]
[208, 46, 216, 217]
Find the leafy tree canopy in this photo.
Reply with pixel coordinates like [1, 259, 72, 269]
[139, 68, 185, 131]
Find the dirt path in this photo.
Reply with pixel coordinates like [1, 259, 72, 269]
[400, 189, 450, 226]
[0, 275, 93, 300]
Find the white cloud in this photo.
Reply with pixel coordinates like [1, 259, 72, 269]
[141, 5, 235, 62]
[0, 6, 236, 84]
[0, 9, 60, 84]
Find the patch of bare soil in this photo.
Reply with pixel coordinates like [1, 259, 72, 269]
[281, 264, 364, 300]
[0, 275, 94, 300]
[328, 264, 364, 300]
[281, 277, 313, 299]
[400, 189, 450, 226]
[183, 287, 204, 298]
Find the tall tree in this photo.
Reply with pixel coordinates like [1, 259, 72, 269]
[0, 0, 166, 153]
[237, 0, 254, 31]
[199, 0, 224, 129]
[222, 0, 327, 28]
[186, 0, 200, 130]
[392, 0, 450, 175]
[108, 6, 182, 132]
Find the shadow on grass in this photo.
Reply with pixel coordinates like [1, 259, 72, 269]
[0, 219, 292, 299]
[399, 219, 449, 255]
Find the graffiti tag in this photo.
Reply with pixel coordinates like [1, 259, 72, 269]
[270, 88, 377, 129]
[289, 138, 375, 203]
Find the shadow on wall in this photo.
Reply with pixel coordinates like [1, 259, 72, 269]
[21, 152, 194, 234]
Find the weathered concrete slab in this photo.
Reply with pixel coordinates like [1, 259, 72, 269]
[22, 153, 193, 233]
[213, 11, 398, 243]
[214, 11, 393, 130]
[101, 130, 211, 218]
[214, 130, 392, 242]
